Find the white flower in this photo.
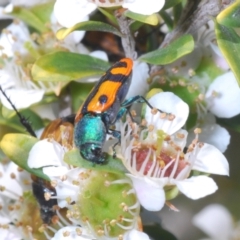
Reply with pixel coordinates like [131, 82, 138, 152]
[187, 113, 230, 153]
[193, 204, 240, 240]
[205, 71, 240, 118]
[54, 0, 165, 28]
[0, 21, 46, 110]
[0, 161, 31, 200]
[120, 92, 229, 211]
[0, 21, 32, 57]
[51, 226, 95, 240]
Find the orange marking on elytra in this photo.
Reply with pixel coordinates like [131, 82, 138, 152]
[110, 58, 133, 76]
[87, 81, 122, 112]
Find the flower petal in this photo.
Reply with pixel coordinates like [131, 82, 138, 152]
[174, 176, 217, 200]
[126, 61, 149, 99]
[146, 92, 189, 135]
[52, 226, 94, 240]
[43, 166, 68, 177]
[197, 123, 230, 153]
[123, 0, 165, 15]
[54, 0, 96, 27]
[206, 72, 240, 118]
[127, 174, 165, 211]
[28, 139, 65, 169]
[0, 88, 44, 110]
[124, 229, 150, 240]
[190, 143, 229, 176]
[0, 21, 31, 57]
[193, 204, 233, 240]
[89, 50, 108, 61]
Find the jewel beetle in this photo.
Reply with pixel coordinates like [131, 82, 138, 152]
[74, 58, 157, 164]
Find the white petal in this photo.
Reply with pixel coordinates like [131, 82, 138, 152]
[196, 123, 230, 153]
[0, 88, 44, 109]
[0, 162, 23, 199]
[193, 204, 233, 240]
[146, 92, 189, 135]
[209, 42, 229, 70]
[43, 166, 68, 177]
[28, 139, 64, 169]
[0, 21, 30, 57]
[174, 176, 217, 199]
[124, 229, 150, 240]
[123, 0, 165, 15]
[90, 50, 108, 61]
[0, 70, 14, 89]
[64, 29, 86, 45]
[172, 129, 188, 151]
[190, 143, 229, 176]
[206, 72, 240, 118]
[54, 0, 96, 27]
[127, 174, 165, 211]
[51, 226, 94, 240]
[126, 61, 149, 99]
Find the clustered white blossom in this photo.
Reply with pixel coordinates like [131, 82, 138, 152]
[0, 0, 238, 240]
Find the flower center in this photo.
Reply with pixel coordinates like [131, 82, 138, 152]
[67, 171, 139, 238]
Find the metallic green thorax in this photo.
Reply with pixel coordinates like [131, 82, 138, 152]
[74, 114, 107, 163]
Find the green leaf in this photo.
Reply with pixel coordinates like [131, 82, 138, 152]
[0, 107, 44, 133]
[32, 51, 110, 82]
[215, 21, 240, 85]
[139, 34, 194, 65]
[30, 1, 54, 24]
[0, 134, 49, 180]
[64, 149, 128, 174]
[56, 21, 122, 40]
[7, 6, 49, 33]
[159, 10, 174, 30]
[98, 7, 118, 25]
[69, 81, 94, 112]
[217, 1, 240, 28]
[162, 0, 183, 10]
[124, 10, 159, 26]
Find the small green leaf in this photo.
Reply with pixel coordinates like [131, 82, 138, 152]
[56, 21, 122, 40]
[64, 149, 127, 174]
[215, 21, 240, 85]
[30, 1, 54, 24]
[124, 10, 159, 26]
[217, 1, 240, 28]
[98, 7, 118, 25]
[162, 0, 183, 10]
[69, 81, 94, 112]
[139, 34, 194, 65]
[0, 134, 49, 180]
[7, 6, 49, 33]
[160, 10, 174, 30]
[32, 51, 110, 82]
[0, 107, 44, 133]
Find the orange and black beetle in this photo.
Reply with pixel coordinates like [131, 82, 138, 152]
[74, 58, 156, 164]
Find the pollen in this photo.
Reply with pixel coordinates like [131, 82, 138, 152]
[194, 128, 202, 134]
[63, 230, 70, 237]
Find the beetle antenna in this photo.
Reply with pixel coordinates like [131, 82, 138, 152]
[0, 85, 37, 137]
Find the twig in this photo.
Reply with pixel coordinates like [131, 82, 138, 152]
[115, 10, 137, 59]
